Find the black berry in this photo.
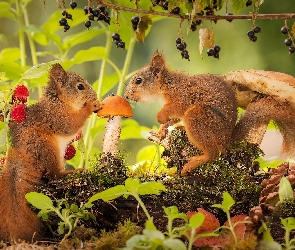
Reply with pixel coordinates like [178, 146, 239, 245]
[66, 13, 73, 20]
[214, 44, 221, 53]
[206, 9, 214, 15]
[84, 6, 93, 15]
[226, 12, 233, 22]
[85, 20, 91, 29]
[253, 26, 261, 33]
[88, 13, 95, 21]
[207, 48, 215, 56]
[250, 35, 257, 42]
[131, 16, 140, 25]
[289, 46, 295, 54]
[92, 8, 100, 17]
[59, 18, 67, 26]
[176, 43, 185, 51]
[176, 38, 181, 44]
[285, 38, 293, 46]
[103, 11, 111, 24]
[97, 5, 106, 12]
[281, 26, 289, 35]
[181, 50, 190, 60]
[62, 10, 67, 16]
[190, 21, 197, 31]
[64, 24, 70, 32]
[246, 0, 252, 6]
[196, 19, 202, 25]
[70, 1, 77, 9]
[171, 7, 180, 14]
[247, 30, 255, 37]
[112, 33, 121, 41]
[162, 1, 168, 10]
[117, 41, 125, 49]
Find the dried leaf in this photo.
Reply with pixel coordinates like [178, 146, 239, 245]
[136, 15, 153, 43]
[199, 28, 214, 58]
[292, 21, 295, 37]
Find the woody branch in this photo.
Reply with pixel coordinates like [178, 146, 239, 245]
[96, 0, 295, 21]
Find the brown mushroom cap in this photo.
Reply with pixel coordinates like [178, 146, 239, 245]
[97, 94, 133, 118]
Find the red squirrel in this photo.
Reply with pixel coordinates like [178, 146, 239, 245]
[0, 64, 101, 242]
[124, 52, 295, 175]
[124, 52, 238, 175]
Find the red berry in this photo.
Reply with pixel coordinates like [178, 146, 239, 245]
[64, 144, 76, 160]
[0, 157, 5, 165]
[13, 85, 29, 103]
[11, 103, 26, 123]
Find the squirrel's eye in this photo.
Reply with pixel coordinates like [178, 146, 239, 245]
[77, 83, 85, 90]
[135, 78, 142, 84]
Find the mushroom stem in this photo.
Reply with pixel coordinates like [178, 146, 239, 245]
[102, 116, 122, 155]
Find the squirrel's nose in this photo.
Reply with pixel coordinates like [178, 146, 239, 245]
[92, 100, 102, 113]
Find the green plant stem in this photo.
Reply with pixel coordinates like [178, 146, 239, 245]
[226, 211, 238, 248]
[22, 6, 38, 66]
[116, 33, 136, 96]
[80, 29, 113, 169]
[15, 0, 26, 68]
[187, 227, 196, 250]
[133, 193, 152, 221]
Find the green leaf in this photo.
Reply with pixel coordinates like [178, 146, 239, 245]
[125, 178, 141, 193]
[189, 212, 205, 228]
[25, 192, 54, 210]
[63, 46, 107, 68]
[292, 21, 295, 38]
[62, 28, 106, 51]
[21, 60, 61, 80]
[281, 217, 295, 232]
[120, 119, 150, 140]
[70, 204, 79, 213]
[96, 72, 120, 97]
[212, 192, 235, 212]
[0, 2, 13, 19]
[232, 0, 248, 14]
[279, 176, 293, 202]
[163, 238, 187, 250]
[136, 144, 160, 163]
[0, 61, 24, 81]
[164, 206, 188, 222]
[142, 229, 165, 240]
[137, 181, 166, 195]
[145, 219, 157, 230]
[0, 48, 21, 62]
[87, 185, 126, 203]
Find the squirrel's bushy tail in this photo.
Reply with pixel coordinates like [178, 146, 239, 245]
[0, 165, 44, 242]
[234, 96, 295, 157]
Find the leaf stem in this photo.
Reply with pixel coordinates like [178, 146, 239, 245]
[133, 193, 152, 221]
[15, 0, 26, 68]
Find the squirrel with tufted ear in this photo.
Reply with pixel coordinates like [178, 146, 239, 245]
[0, 64, 101, 242]
[125, 52, 295, 176]
[124, 52, 237, 175]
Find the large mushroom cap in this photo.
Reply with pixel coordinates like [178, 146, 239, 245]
[97, 94, 133, 118]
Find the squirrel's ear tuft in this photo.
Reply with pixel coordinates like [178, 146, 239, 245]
[49, 64, 67, 86]
[150, 52, 165, 73]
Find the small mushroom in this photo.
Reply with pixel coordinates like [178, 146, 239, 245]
[97, 94, 133, 155]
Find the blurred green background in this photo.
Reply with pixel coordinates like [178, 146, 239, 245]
[0, 0, 294, 164]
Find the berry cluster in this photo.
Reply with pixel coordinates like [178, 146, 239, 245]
[152, 0, 181, 14]
[112, 33, 125, 49]
[10, 85, 29, 123]
[69, 0, 77, 9]
[59, 10, 73, 32]
[281, 26, 295, 54]
[84, 5, 110, 30]
[64, 130, 82, 160]
[190, 19, 202, 32]
[247, 26, 261, 42]
[131, 16, 140, 31]
[176, 38, 190, 60]
[207, 44, 221, 59]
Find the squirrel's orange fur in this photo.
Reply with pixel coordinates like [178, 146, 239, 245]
[0, 64, 100, 242]
[124, 52, 295, 175]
